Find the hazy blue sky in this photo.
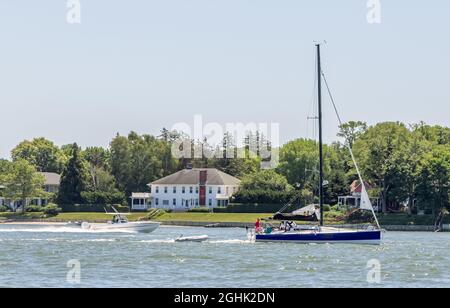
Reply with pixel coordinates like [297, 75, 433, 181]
[0, 1, 449, 159]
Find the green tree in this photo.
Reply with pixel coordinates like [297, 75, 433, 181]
[11, 138, 66, 173]
[234, 169, 296, 204]
[411, 122, 450, 146]
[58, 143, 89, 204]
[83, 146, 119, 195]
[84, 147, 110, 170]
[277, 138, 318, 190]
[416, 145, 450, 215]
[240, 169, 292, 192]
[2, 159, 46, 213]
[109, 134, 132, 192]
[277, 138, 348, 205]
[337, 121, 368, 148]
[353, 122, 412, 212]
[323, 143, 349, 205]
[110, 132, 178, 198]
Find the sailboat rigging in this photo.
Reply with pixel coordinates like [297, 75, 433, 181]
[254, 44, 382, 244]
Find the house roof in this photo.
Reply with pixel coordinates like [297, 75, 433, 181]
[40, 172, 61, 186]
[149, 168, 241, 186]
[350, 180, 372, 193]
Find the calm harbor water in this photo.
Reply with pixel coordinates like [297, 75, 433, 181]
[0, 224, 449, 288]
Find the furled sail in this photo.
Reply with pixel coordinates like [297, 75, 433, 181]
[292, 204, 320, 220]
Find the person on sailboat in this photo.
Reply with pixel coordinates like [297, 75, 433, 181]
[285, 221, 293, 232]
[255, 218, 262, 233]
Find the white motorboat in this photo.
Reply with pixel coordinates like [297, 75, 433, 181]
[175, 235, 209, 242]
[81, 209, 160, 233]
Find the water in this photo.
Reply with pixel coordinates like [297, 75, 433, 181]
[0, 223, 449, 288]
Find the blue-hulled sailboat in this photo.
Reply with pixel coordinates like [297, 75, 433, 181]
[255, 44, 382, 245]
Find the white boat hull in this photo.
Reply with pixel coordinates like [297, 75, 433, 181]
[82, 221, 160, 233]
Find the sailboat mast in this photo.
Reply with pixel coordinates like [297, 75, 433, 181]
[316, 44, 324, 227]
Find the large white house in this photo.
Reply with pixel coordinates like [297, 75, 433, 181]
[131, 168, 241, 211]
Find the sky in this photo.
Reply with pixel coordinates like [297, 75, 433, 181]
[0, 0, 449, 159]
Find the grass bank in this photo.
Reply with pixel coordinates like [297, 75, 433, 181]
[0, 211, 342, 224]
[156, 212, 273, 223]
[0, 212, 148, 222]
[1, 211, 444, 226]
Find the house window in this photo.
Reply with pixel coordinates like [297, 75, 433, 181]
[173, 186, 177, 193]
[218, 187, 222, 194]
[208, 199, 212, 206]
[173, 199, 176, 206]
[195, 187, 199, 194]
[164, 187, 168, 193]
[195, 199, 199, 206]
[163, 200, 169, 206]
[155, 187, 159, 194]
[182, 187, 186, 194]
[155, 198, 159, 206]
[190, 187, 193, 194]
[208, 187, 212, 194]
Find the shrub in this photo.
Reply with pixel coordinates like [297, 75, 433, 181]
[0, 205, 9, 212]
[213, 203, 297, 213]
[345, 210, 375, 224]
[42, 204, 61, 216]
[424, 209, 433, 215]
[80, 191, 126, 205]
[60, 204, 130, 213]
[26, 205, 43, 213]
[322, 204, 331, 212]
[233, 189, 298, 205]
[188, 207, 212, 213]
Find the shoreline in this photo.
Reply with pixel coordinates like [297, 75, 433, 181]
[1, 219, 447, 232]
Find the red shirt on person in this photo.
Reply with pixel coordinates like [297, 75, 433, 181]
[255, 219, 261, 229]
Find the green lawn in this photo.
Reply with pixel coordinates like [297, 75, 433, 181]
[155, 212, 274, 223]
[0, 211, 342, 224]
[2, 211, 442, 226]
[0, 212, 48, 220]
[56, 212, 149, 221]
[0, 212, 148, 222]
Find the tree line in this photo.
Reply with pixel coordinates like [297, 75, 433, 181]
[0, 121, 448, 215]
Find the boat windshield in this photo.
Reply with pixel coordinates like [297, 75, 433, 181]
[112, 215, 128, 224]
